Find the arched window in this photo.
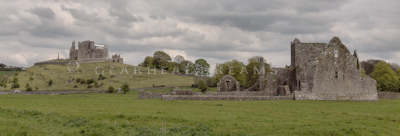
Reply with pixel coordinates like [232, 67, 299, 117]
[334, 49, 339, 57]
[335, 70, 338, 78]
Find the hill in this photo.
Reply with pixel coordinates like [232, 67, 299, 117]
[0, 62, 195, 91]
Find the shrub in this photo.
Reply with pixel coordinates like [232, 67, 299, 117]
[49, 79, 53, 86]
[80, 79, 86, 84]
[26, 83, 29, 88]
[87, 85, 93, 88]
[29, 76, 34, 81]
[74, 85, 78, 88]
[108, 86, 115, 93]
[12, 77, 18, 83]
[76, 78, 81, 83]
[198, 80, 207, 92]
[14, 72, 18, 76]
[94, 82, 98, 88]
[98, 74, 106, 80]
[12, 82, 20, 89]
[35, 86, 38, 90]
[26, 87, 33, 91]
[86, 79, 94, 84]
[121, 83, 129, 94]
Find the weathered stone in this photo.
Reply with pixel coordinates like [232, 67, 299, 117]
[217, 75, 240, 92]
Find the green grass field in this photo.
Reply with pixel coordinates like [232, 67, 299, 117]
[1, 62, 195, 91]
[0, 71, 16, 76]
[0, 90, 399, 135]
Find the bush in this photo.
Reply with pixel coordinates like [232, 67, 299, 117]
[29, 76, 34, 81]
[26, 83, 29, 88]
[87, 85, 93, 88]
[35, 86, 38, 90]
[121, 83, 130, 94]
[98, 74, 106, 80]
[14, 72, 18, 76]
[80, 79, 86, 84]
[74, 85, 78, 88]
[12, 82, 20, 89]
[86, 79, 94, 84]
[108, 86, 114, 93]
[49, 79, 53, 86]
[12, 77, 18, 83]
[76, 78, 81, 83]
[94, 82, 98, 88]
[26, 87, 33, 91]
[198, 80, 207, 92]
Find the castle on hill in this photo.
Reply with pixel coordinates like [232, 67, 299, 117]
[69, 40, 123, 63]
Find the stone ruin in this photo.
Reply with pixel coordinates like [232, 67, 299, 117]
[217, 75, 240, 92]
[69, 40, 123, 63]
[213, 37, 378, 101]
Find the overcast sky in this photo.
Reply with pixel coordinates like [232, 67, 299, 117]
[0, 0, 399, 75]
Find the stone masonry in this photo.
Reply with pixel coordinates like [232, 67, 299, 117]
[217, 75, 240, 92]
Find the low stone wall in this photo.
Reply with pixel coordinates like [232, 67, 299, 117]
[162, 95, 294, 101]
[294, 91, 379, 101]
[206, 91, 272, 96]
[34, 59, 113, 66]
[0, 90, 102, 95]
[378, 92, 400, 99]
[138, 90, 171, 99]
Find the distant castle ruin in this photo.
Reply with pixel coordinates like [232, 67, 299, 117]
[69, 40, 123, 63]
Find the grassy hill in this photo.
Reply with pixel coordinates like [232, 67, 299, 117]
[0, 62, 195, 91]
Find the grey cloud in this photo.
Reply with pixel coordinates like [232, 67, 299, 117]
[61, 5, 104, 23]
[30, 7, 55, 19]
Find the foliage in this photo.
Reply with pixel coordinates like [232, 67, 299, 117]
[361, 69, 366, 77]
[153, 51, 172, 69]
[94, 82, 98, 88]
[194, 59, 210, 76]
[87, 85, 93, 88]
[14, 72, 18, 76]
[26, 83, 29, 88]
[370, 61, 399, 92]
[360, 59, 382, 75]
[80, 79, 86, 84]
[29, 76, 34, 81]
[214, 59, 247, 86]
[35, 86, 38, 90]
[142, 56, 155, 68]
[198, 80, 208, 92]
[48, 79, 53, 86]
[73, 85, 77, 88]
[98, 74, 106, 80]
[174, 55, 185, 64]
[76, 78, 81, 83]
[86, 79, 94, 84]
[108, 86, 114, 93]
[12, 82, 20, 89]
[26, 87, 33, 91]
[121, 83, 130, 94]
[12, 77, 18, 83]
[182, 60, 194, 74]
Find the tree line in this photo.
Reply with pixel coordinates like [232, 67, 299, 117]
[361, 59, 400, 92]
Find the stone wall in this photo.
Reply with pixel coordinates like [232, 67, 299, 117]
[138, 90, 171, 99]
[162, 95, 294, 101]
[217, 75, 240, 92]
[206, 91, 272, 96]
[294, 91, 378, 101]
[34, 59, 114, 66]
[378, 92, 400, 99]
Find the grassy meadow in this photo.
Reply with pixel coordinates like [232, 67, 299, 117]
[0, 62, 194, 91]
[0, 90, 399, 135]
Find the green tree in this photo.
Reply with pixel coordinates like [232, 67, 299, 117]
[49, 79, 53, 86]
[361, 69, 366, 77]
[153, 51, 171, 69]
[182, 60, 194, 75]
[245, 56, 271, 87]
[214, 59, 247, 86]
[108, 86, 115, 93]
[198, 80, 208, 92]
[14, 72, 18, 76]
[121, 83, 130, 94]
[194, 59, 210, 76]
[26, 87, 33, 91]
[142, 56, 155, 68]
[80, 78, 86, 84]
[370, 61, 399, 91]
[174, 55, 185, 64]
[29, 76, 34, 81]
[12, 77, 18, 83]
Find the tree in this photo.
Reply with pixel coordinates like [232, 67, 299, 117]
[182, 60, 194, 74]
[49, 79, 53, 86]
[153, 51, 172, 69]
[194, 59, 210, 76]
[198, 80, 208, 92]
[388, 63, 400, 72]
[361, 59, 382, 75]
[26, 87, 33, 91]
[121, 83, 130, 94]
[245, 56, 271, 87]
[214, 59, 247, 86]
[108, 86, 115, 93]
[174, 55, 185, 64]
[361, 69, 366, 77]
[370, 61, 399, 92]
[142, 56, 155, 68]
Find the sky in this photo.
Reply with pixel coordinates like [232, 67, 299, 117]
[0, 0, 399, 75]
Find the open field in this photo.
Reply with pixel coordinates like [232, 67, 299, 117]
[0, 71, 16, 76]
[0, 90, 399, 135]
[1, 62, 194, 91]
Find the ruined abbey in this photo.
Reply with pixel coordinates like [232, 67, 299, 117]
[140, 37, 379, 101]
[69, 40, 123, 63]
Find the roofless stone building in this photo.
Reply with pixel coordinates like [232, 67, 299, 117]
[69, 40, 123, 63]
